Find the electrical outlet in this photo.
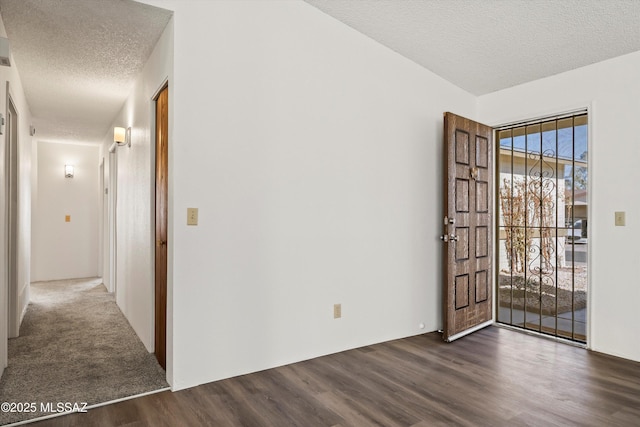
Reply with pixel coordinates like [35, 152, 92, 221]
[333, 303, 341, 319]
[187, 208, 198, 226]
[615, 211, 625, 226]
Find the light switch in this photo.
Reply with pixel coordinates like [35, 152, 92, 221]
[187, 208, 198, 226]
[334, 304, 342, 319]
[65, 215, 71, 222]
[615, 211, 626, 226]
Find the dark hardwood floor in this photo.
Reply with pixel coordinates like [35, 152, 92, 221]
[31, 327, 640, 426]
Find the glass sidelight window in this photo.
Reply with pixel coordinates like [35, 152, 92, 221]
[497, 113, 587, 343]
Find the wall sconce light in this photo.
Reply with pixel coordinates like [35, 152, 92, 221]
[65, 165, 74, 178]
[114, 126, 125, 145]
[114, 126, 131, 147]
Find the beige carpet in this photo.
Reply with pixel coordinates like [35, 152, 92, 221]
[0, 278, 168, 426]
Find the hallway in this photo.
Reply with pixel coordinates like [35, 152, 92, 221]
[0, 278, 168, 426]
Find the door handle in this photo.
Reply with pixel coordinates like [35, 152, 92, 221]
[156, 239, 166, 246]
[440, 234, 458, 243]
[470, 167, 479, 181]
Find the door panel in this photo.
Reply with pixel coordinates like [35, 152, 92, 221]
[443, 112, 493, 341]
[154, 85, 168, 369]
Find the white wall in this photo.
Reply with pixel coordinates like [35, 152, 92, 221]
[31, 142, 99, 281]
[0, 13, 32, 371]
[101, 17, 173, 356]
[139, 0, 476, 390]
[478, 51, 640, 363]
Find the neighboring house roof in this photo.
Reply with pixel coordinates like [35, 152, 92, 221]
[567, 189, 588, 204]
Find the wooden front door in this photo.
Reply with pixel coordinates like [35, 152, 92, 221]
[154, 85, 168, 369]
[442, 112, 493, 342]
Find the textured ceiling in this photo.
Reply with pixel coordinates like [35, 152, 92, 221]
[0, 0, 172, 145]
[304, 0, 640, 95]
[4, 1, 640, 146]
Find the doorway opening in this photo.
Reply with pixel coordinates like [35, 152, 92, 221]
[108, 148, 118, 294]
[496, 112, 588, 343]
